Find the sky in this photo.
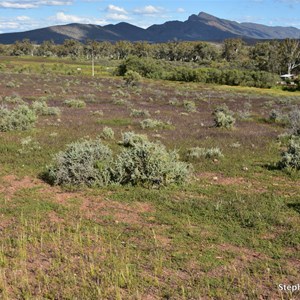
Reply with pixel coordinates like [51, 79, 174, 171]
[0, 0, 300, 34]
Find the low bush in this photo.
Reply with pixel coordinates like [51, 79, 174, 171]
[18, 136, 41, 154]
[32, 101, 61, 116]
[124, 70, 142, 86]
[118, 131, 148, 147]
[6, 81, 17, 88]
[278, 136, 300, 170]
[113, 99, 131, 106]
[140, 118, 172, 129]
[187, 147, 224, 159]
[3, 95, 24, 104]
[269, 109, 287, 124]
[288, 109, 300, 136]
[237, 102, 252, 120]
[101, 127, 115, 140]
[113, 132, 191, 187]
[64, 99, 86, 108]
[130, 109, 150, 118]
[117, 56, 168, 79]
[45, 132, 191, 188]
[0, 105, 37, 132]
[45, 139, 113, 187]
[213, 104, 236, 129]
[183, 100, 197, 113]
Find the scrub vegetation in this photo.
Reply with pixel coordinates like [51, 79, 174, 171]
[0, 54, 299, 300]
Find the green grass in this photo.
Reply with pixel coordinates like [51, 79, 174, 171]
[97, 118, 133, 127]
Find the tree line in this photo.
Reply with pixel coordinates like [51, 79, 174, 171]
[0, 38, 299, 76]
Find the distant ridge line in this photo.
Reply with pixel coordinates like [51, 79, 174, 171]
[0, 11, 300, 44]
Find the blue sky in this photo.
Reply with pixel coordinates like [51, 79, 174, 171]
[0, 0, 300, 33]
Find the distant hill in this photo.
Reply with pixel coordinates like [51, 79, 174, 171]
[0, 12, 300, 44]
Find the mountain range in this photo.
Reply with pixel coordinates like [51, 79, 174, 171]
[0, 12, 300, 44]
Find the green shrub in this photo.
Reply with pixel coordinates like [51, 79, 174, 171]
[117, 57, 277, 88]
[32, 101, 61, 116]
[64, 99, 86, 108]
[0, 105, 37, 132]
[45, 132, 192, 187]
[187, 147, 224, 159]
[101, 127, 115, 140]
[169, 98, 180, 106]
[269, 109, 287, 123]
[92, 110, 104, 116]
[113, 99, 131, 106]
[113, 132, 191, 186]
[130, 109, 150, 118]
[117, 56, 167, 79]
[213, 104, 235, 129]
[118, 131, 148, 147]
[140, 118, 172, 130]
[3, 95, 24, 104]
[238, 102, 252, 120]
[45, 139, 113, 187]
[183, 100, 197, 113]
[124, 70, 142, 86]
[288, 109, 300, 136]
[18, 136, 41, 154]
[6, 81, 16, 88]
[278, 137, 300, 170]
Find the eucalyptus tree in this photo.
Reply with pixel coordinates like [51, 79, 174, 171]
[222, 38, 246, 62]
[280, 39, 300, 75]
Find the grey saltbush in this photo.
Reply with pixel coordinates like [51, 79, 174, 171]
[118, 131, 148, 147]
[278, 137, 300, 170]
[288, 109, 300, 136]
[3, 95, 24, 104]
[183, 100, 197, 113]
[64, 99, 86, 108]
[0, 105, 37, 132]
[113, 132, 191, 187]
[46, 139, 113, 187]
[124, 70, 142, 86]
[213, 104, 235, 129]
[18, 136, 41, 154]
[6, 81, 16, 88]
[269, 109, 287, 123]
[32, 101, 61, 116]
[130, 109, 150, 118]
[45, 132, 191, 187]
[140, 118, 172, 129]
[101, 127, 114, 140]
[187, 147, 224, 159]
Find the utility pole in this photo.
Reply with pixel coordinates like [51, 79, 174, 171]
[92, 51, 95, 77]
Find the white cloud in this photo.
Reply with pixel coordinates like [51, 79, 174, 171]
[106, 4, 128, 14]
[0, 15, 39, 31]
[133, 5, 163, 15]
[0, 0, 73, 9]
[54, 12, 85, 23]
[0, 21, 20, 29]
[50, 12, 107, 25]
[0, 2, 37, 9]
[16, 15, 32, 21]
[177, 8, 185, 13]
[40, 1, 72, 5]
[106, 13, 130, 21]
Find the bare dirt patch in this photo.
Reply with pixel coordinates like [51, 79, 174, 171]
[0, 175, 45, 201]
[197, 172, 269, 193]
[0, 174, 154, 226]
[78, 196, 153, 225]
[207, 243, 268, 278]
